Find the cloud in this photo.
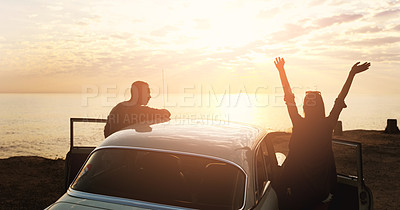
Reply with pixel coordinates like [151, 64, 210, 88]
[305, 47, 400, 62]
[28, 14, 38, 18]
[194, 19, 211, 30]
[307, 0, 328, 7]
[374, 9, 400, 18]
[270, 24, 312, 42]
[150, 25, 179, 36]
[75, 20, 90, 26]
[267, 13, 364, 42]
[46, 5, 64, 11]
[110, 32, 133, 40]
[349, 36, 400, 46]
[327, 0, 352, 6]
[393, 25, 400, 31]
[256, 8, 280, 19]
[306, 33, 400, 49]
[347, 26, 383, 34]
[75, 15, 102, 26]
[314, 14, 363, 28]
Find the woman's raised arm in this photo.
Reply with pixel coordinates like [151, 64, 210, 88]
[274, 57, 301, 123]
[337, 62, 371, 100]
[328, 62, 371, 125]
[274, 57, 294, 97]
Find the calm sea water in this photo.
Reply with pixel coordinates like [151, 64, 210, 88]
[0, 93, 399, 158]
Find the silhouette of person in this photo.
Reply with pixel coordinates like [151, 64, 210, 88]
[273, 57, 370, 210]
[104, 81, 171, 138]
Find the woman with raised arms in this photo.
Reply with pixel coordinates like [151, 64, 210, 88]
[273, 57, 370, 209]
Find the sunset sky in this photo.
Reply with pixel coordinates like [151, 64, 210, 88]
[0, 0, 399, 95]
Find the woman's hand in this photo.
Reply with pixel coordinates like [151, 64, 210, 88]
[274, 57, 294, 97]
[338, 61, 371, 101]
[350, 62, 371, 75]
[274, 57, 285, 72]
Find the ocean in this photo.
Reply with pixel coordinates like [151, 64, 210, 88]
[0, 93, 399, 158]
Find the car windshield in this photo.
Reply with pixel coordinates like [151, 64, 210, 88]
[71, 148, 246, 209]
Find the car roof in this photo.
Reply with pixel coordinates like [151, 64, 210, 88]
[99, 119, 266, 173]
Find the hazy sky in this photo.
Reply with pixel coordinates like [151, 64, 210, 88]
[0, 0, 399, 95]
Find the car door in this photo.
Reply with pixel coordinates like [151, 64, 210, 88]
[329, 139, 373, 210]
[253, 139, 279, 210]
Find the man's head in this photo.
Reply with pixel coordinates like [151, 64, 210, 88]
[130, 81, 151, 105]
[303, 91, 325, 119]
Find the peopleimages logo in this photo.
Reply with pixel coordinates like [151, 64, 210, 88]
[80, 83, 319, 108]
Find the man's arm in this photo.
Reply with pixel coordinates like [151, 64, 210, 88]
[159, 109, 171, 119]
[143, 107, 171, 123]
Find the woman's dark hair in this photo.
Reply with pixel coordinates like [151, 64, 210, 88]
[303, 91, 325, 119]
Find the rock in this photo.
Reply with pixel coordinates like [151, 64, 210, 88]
[384, 119, 400, 134]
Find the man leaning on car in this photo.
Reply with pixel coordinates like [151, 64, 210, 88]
[104, 81, 171, 138]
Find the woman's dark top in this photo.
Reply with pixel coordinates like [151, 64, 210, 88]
[282, 93, 347, 204]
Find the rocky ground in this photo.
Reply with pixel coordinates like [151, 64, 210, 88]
[0, 156, 64, 209]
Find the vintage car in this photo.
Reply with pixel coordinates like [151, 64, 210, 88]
[46, 118, 372, 210]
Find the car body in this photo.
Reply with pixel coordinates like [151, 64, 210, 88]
[47, 119, 280, 209]
[47, 118, 373, 210]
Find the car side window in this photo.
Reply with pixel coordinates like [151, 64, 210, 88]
[255, 145, 268, 200]
[260, 140, 272, 178]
